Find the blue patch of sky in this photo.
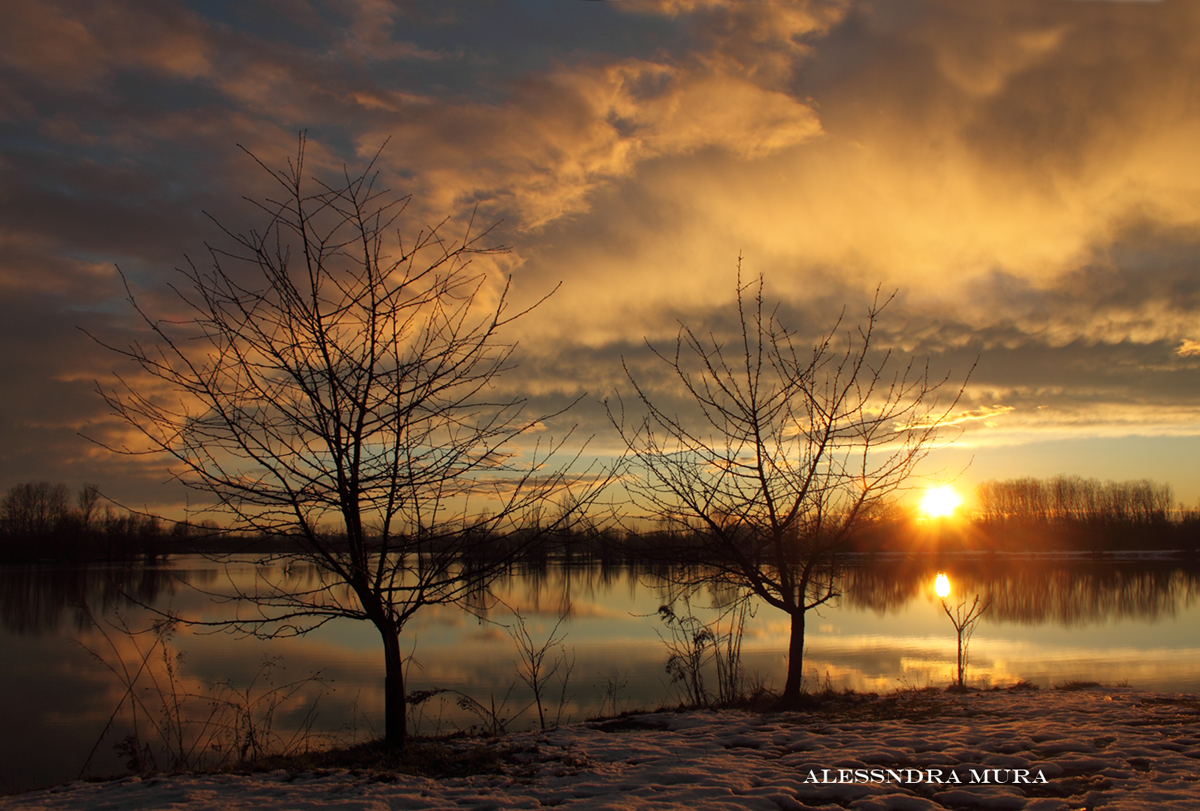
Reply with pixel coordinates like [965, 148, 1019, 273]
[190, 0, 693, 103]
[21, 142, 216, 210]
[2, 69, 231, 196]
[183, 0, 348, 52]
[113, 70, 232, 118]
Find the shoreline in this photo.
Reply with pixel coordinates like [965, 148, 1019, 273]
[5, 686, 1200, 810]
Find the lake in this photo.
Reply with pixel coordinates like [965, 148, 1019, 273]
[3, 554, 1200, 793]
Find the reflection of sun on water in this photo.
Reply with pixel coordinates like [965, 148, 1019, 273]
[920, 485, 963, 519]
[935, 572, 951, 598]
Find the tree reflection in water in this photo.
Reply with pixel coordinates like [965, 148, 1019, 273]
[4, 556, 1197, 637]
[4, 554, 1200, 794]
[0, 563, 184, 635]
[845, 558, 1200, 626]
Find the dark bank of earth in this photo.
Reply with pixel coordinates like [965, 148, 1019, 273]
[5, 687, 1200, 810]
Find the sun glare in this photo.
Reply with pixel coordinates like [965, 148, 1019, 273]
[920, 485, 963, 519]
[935, 572, 951, 598]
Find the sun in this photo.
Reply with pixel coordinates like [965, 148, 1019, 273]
[920, 485, 963, 519]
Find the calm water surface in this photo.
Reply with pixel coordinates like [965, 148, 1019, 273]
[3, 555, 1200, 793]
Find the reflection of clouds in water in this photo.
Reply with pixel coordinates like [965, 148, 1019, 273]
[462, 626, 507, 644]
[738, 625, 772, 642]
[801, 634, 1200, 693]
[0, 631, 148, 789]
[14, 557, 1200, 790]
[554, 601, 633, 621]
[408, 611, 468, 631]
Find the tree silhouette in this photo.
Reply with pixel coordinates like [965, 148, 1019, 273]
[91, 136, 598, 745]
[612, 269, 965, 703]
[0, 481, 70, 538]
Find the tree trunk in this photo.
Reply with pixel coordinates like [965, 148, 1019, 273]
[380, 624, 407, 746]
[955, 627, 964, 688]
[781, 609, 806, 703]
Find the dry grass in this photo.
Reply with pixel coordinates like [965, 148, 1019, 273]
[210, 737, 516, 781]
[1055, 681, 1103, 692]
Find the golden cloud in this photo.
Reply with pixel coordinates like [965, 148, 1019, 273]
[939, 404, 1017, 427]
[363, 57, 823, 230]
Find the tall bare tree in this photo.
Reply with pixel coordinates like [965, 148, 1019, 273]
[612, 269, 966, 703]
[91, 137, 597, 745]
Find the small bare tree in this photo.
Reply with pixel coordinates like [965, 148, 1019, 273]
[612, 268, 966, 703]
[91, 136, 599, 745]
[941, 592, 991, 690]
[509, 606, 574, 729]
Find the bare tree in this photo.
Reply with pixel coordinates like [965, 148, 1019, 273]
[78, 483, 101, 532]
[1, 481, 71, 537]
[942, 593, 990, 691]
[508, 605, 574, 730]
[90, 136, 600, 745]
[612, 269, 966, 703]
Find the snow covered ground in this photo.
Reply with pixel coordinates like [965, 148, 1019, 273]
[5, 687, 1200, 810]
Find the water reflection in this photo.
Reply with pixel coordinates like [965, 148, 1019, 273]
[845, 558, 1200, 625]
[4, 555, 1200, 795]
[10, 554, 1189, 634]
[0, 564, 182, 635]
[474, 560, 670, 619]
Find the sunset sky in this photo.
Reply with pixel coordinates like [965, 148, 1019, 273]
[3, 0, 1200, 513]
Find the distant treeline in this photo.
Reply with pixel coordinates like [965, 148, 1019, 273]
[976, 476, 1173, 527]
[0, 481, 173, 563]
[967, 475, 1197, 552]
[5, 474, 1200, 565]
